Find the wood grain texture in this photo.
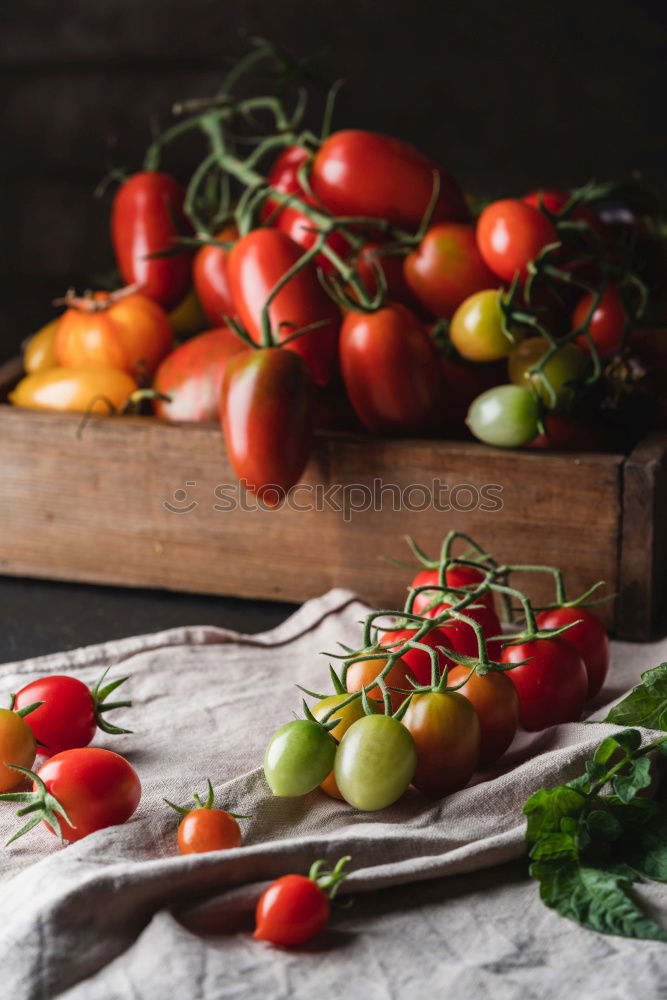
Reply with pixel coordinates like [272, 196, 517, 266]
[0, 404, 628, 630]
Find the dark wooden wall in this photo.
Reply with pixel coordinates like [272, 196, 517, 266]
[1, 0, 665, 361]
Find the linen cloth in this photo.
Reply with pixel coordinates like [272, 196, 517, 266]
[0, 587, 666, 1000]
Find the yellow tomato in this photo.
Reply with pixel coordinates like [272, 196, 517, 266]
[23, 318, 61, 374]
[313, 693, 368, 800]
[9, 367, 138, 413]
[450, 289, 520, 362]
[168, 287, 208, 340]
[0, 709, 36, 792]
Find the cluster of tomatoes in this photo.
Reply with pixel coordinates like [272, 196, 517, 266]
[8, 41, 667, 503]
[263, 532, 610, 810]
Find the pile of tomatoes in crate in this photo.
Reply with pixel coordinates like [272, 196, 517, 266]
[10, 40, 667, 502]
[263, 531, 610, 810]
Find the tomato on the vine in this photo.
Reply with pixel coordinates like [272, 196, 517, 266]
[192, 225, 238, 327]
[467, 385, 540, 448]
[404, 223, 497, 318]
[220, 347, 315, 505]
[9, 367, 139, 413]
[477, 199, 559, 283]
[424, 602, 503, 662]
[334, 714, 417, 810]
[153, 326, 246, 422]
[573, 284, 627, 357]
[339, 304, 443, 435]
[501, 637, 588, 730]
[313, 694, 367, 799]
[403, 690, 480, 796]
[310, 129, 469, 230]
[111, 171, 192, 311]
[261, 145, 310, 222]
[227, 228, 340, 385]
[536, 607, 610, 699]
[263, 719, 336, 797]
[345, 656, 413, 713]
[449, 289, 516, 362]
[447, 667, 519, 764]
[508, 336, 587, 406]
[410, 566, 495, 614]
[276, 203, 351, 274]
[353, 241, 417, 308]
[379, 626, 454, 686]
[523, 188, 603, 234]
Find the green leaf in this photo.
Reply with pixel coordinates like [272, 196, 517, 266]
[529, 832, 578, 861]
[612, 756, 652, 804]
[604, 664, 667, 730]
[531, 859, 667, 941]
[524, 785, 586, 844]
[583, 809, 624, 842]
[625, 809, 667, 882]
[594, 736, 625, 766]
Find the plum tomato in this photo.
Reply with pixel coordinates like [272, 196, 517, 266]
[477, 199, 559, 283]
[447, 667, 519, 764]
[535, 607, 610, 699]
[23, 318, 60, 374]
[9, 367, 139, 413]
[192, 225, 238, 327]
[153, 326, 246, 422]
[466, 385, 540, 448]
[501, 637, 588, 730]
[334, 714, 417, 811]
[403, 691, 480, 796]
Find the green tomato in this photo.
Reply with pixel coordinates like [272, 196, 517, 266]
[508, 336, 587, 406]
[334, 714, 417, 811]
[263, 719, 336, 797]
[466, 384, 539, 447]
[449, 289, 519, 362]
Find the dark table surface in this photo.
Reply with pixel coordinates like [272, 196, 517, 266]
[0, 576, 298, 663]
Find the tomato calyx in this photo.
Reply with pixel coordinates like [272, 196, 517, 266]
[53, 283, 143, 314]
[164, 779, 249, 822]
[0, 764, 75, 845]
[89, 667, 133, 737]
[307, 855, 351, 900]
[7, 699, 48, 750]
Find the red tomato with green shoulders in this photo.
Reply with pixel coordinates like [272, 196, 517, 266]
[403, 690, 480, 796]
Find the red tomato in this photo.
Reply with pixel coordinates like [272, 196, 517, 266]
[276, 203, 351, 274]
[403, 691, 480, 796]
[310, 130, 468, 231]
[404, 224, 497, 318]
[345, 655, 414, 712]
[56, 291, 173, 380]
[261, 145, 310, 222]
[523, 188, 603, 233]
[379, 626, 454, 686]
[447, 666, 519, 764]
[28, 748, 140, 842]
[352, 241, 418, 308]
[426, 602, 503, 663]
[254, 874, 330, 946]
[535, 607, 610, 699]
[410, 566, 495, 614]
[501, 637, 588, 730]
[526, 412, 602, 451]
[477, 200, 559, 283]
[573, 284, 626, 356]
[220, 347, 315, 505]
[339, 304, 443, 434]
[192, 225, 238, 326]
[153, 327, 246, 422]
[111, 172, 191, 311]
[13, 673, 129, 756]
[227, 229, 340, 386]
[177, 809, 241, 854]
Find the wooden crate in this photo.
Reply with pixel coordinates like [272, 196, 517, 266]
[1, 357, 666, 640]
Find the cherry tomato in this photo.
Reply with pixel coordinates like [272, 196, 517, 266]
[379, 626, 454, 686]
[220, 347, 315, 505]
[466, 385, 540, 448]
[536, 607, 610, 699]
[501, 637, 588, 730]
[508, 336, 587, 406]
[339, 304, 443, 434]
[0, 709, 37, 792]
[263, 719, 336, 797]
[56, 291, 173, 380]
[345, 656, 414, 713]
[449, 289, 516, 362]
[447, 666, 519, 764]
[192, 225, 238, 327]
[410, 566, 495, 614]
[310, 129, 469, 230]
[523, 188, 604, 233]
[313, 694, 368, 800]
[177, 808, 241, 854]
[9, 367, 138, 413]
[403, 691, 480, 796]
[526, 411, 602, 451]
[153, 326, 246, 422]
[261, 145, 310, 222]
[23, 318, 60, 374]
[353, 241, 418, 308]
[14, 671, 129, 757]
[334, 714, 417, 811]
[426, 603, 503, 662]
[404, 224, 497, 318]
[227, 228, 340, 386]
[573, 284, 627, 357]
[254, 864, 339, 947]
[111, 171, 191, 311]
[19, 748, 141, 842]
[477, 199, 558, 283]
[276, 202, 351, 274]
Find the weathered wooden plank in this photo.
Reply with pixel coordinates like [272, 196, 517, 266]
[0, 405, 625, 628]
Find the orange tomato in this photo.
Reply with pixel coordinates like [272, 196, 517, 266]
[0, 709, 37, 793]
[56, 289, 172, 379]
[23, 318, 61, 374]
[448, 666, 519, 765]
[177, 808, 242, 854]
[345, 655, 414, 712]
[9, 367, 138, 413]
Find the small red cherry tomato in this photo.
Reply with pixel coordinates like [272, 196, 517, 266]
[523, 188, 604, 233]
[153, 326, 246, 422]
[220, 347, 315, 505]
[254, 857, 349, 947]
[404, 223, 497, 318]
[339, 304, 443, 435]
[501, 637, 588, 730]
[535, 607, 610, 699]
[477, 199, 559, 283]
[166, 780, 243, 854]
[403, 690, 480, 796]
[261, 145, 311, 222]
[410, 566, 496, 614]
[447, 666, 519, 764]
[192, 225, 238, 326]
[426, 602, 503, 662]
[379, 626, 454, 686]
[111, 171, 192, 311]
[573, 284, 627, 357]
